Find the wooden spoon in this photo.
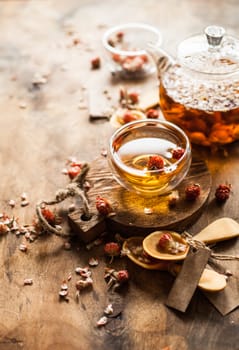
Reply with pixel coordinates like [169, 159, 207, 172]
[123, 236, 227, 292]
[143, 217, 239, 261]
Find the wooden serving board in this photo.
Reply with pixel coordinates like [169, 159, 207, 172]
[68, 155, 212, 241]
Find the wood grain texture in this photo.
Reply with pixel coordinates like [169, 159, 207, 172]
[0, 1, 238, 350]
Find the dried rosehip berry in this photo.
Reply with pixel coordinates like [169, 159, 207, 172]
[128, 92, 139, 104]
[146, 109, 159, 119]
[116, 270, 129, 283]
[147, 155, 164, 170]
[185, 183, 201, 201]
[116, 31, 124, 41]
[215, 184, 231, 203]
[104, 242, 121, 259]
[67, 165, 81, 180]
[91, 57, 101, 69]
[41, 208, 56, 225]
[96, 195, 112, 215]
[157, 233, 173, 250]
[172, 147, 185, 160]
[122, 112, 138, 124]
[0, 222, 10, 235]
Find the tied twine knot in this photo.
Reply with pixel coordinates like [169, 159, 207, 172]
[182, 231, 239, 261]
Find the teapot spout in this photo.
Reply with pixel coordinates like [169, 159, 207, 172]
[147, 43, 175, 79]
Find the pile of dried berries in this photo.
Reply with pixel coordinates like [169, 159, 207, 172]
[215, 184, 231, 203]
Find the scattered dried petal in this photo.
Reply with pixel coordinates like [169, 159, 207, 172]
[144, 207, 153, 215]
[59, 290, 68, 297]
[97, 316, 108, 327]
[89, 257, 99, 267]
[168, 190, 179, 207]
[8, 199, 16, 208]
[21, 193, 28, 200]
[21, 200, 29, 207]
[24, 278, 33, 285]
[19, 243, 28, 252]
[61, 283, 68, 291]
[104, 304, 113, 315]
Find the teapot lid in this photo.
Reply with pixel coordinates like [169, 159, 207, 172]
[177, 25, 239, 75]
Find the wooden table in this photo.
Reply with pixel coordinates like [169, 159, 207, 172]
[0, 1, 238, 349]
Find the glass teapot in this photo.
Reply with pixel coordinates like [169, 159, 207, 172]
[150, 25, 239, 147]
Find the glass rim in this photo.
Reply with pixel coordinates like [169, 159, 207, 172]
[102, 22, 162, 57]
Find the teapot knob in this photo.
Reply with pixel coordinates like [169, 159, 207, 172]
[205, 25, 225, 47]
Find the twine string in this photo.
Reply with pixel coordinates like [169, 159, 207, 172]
[36, 163, 90, 237]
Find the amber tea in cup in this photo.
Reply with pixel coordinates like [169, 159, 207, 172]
[108, 119, 191, 197]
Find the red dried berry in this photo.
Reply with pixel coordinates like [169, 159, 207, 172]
[116, 270, 129, 283]
[147, 155, 164, 170]
[116, 31, 124, 41]
[104, 242, 121, 258]
[41, 208, 56, 225]
[67, 165, 81, 180]
[157, 233, 173, 250]
[128, 92, 139, 104]
[0, 222, 9, 235]
[215, 184, 231, 203]
[185, 183, 201, 201]
[172, 147, 185, 160]
[96, 195, 112, 215]
[146, 109, 159, 119]
[122, 112, 138, 124]
[91, 57, 101, 69]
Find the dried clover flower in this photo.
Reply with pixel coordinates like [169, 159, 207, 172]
[95, 195, 112, 215]
[215, 184, 231, 203]
[185, 183, 201, 201]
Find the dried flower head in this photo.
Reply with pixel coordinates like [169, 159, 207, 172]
[185, 183, 201, 201]
[116, 270, 129, 283]
[41, 208, 56, 226]
[157, 233, 173, 250]
[215, 184, 231, 203]
[172, 147, 185, 160]
[91, 57, 101, 69]
[104, 242, 121, 263]
[147, 155, 164, 170]
[146, 109, 159, 119]
[95, 195, 112, 215]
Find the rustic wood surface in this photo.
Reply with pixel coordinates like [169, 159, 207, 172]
[0, 1, 239, 349]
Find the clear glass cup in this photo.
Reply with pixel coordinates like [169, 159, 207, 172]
[108, 119, 192, 197]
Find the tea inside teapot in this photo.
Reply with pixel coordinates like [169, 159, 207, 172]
[151, 26, 239, 148]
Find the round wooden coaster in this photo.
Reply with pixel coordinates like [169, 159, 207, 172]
[83, 156, 212, 236]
